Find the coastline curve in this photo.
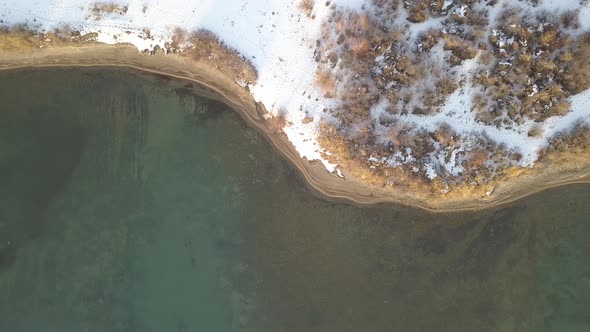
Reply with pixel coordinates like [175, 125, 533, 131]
[1, 44, 589, 213]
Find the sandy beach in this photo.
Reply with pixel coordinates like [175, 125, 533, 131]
[1, 44, 589, 212]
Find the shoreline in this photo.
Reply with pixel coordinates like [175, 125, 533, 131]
[1, 44, 589, 212]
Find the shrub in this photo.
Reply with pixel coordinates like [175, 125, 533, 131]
[443, 35, 478, 61]
[298, 0, 315, 17]
[560, 10, 580, 29]
[546, 124, 590, 153]
[466, 150, 489, 169]
[405, 0, 429, 23]
[528, 125, 544, 137]
[431, 123, 456, 146]
[170, 28, 257, 83]
[310, 1, 590, 191]
[266, 114, 288, 133]
[0, 24, 97, 50]
[559, 33, 590, 94]
[314, 69, 337, 97]
[88, 2, 128, 20]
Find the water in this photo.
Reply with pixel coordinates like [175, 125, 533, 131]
[0, 68, 588, 332]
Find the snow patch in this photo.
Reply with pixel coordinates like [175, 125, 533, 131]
[1, 0, 589, 178]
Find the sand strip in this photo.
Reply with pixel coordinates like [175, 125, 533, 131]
[1, 44, 588, 212]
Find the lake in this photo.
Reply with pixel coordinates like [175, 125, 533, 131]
[0, 68, 589, 332]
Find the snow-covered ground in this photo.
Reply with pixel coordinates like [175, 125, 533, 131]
[1, 0, 589, 178]
[1, 0, 364, 171]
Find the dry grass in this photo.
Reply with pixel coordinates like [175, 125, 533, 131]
[466, 150, 489, 169]
[314, 69, 337, 97]
[416, 30, 441, 53]
[315, 7, 456, 123]
[406, 1, 429, 23]
[169, 28, 257, 83]
[0, 25, 97, 50]
[560, 10, 580, 29]
[543, 123, 590, 154]
[473, 11, 588, 124]
[312, 4, 467, 186]
[318, 123, 425, 189]
[317, 122, 503, 198]
[0, 25, 256, 89]
[265, 113, 288, 133]
[311, 1, 589, 191]
[298, 0, 315, 17]
[443, 35, 479, 60]
[528, 125, 544, 138]
[87, 2, 128, 20]
[559, 33, 590, 94]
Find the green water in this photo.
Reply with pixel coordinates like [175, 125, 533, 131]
[0, 69, 589, 332]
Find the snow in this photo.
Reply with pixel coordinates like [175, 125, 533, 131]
[1, 0, 589, 179]
[441, 147, 465, 177]
[0, 0, 368, 172]
[425, 164, 438, 180]
[443, 1, 454, 11]
[453, 5, 467, 18]
[385, 148, 416, 167]
[396, 80, 590, 169]
[545, 89, 590, 137]
[396, 8, 444, 43]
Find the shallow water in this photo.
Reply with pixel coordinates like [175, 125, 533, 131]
[0, 68, 588, 332]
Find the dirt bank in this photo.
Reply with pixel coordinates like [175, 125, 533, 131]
[1, 44, 588, 212]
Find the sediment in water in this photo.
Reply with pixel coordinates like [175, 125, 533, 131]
[1, 44, 588, 212]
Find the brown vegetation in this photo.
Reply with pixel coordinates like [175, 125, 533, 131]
[315, 7, 458, 123]
[265, 114, 288, 133]
[87, 2, 128, 20]
[473, 10, 588, 124]
[544, 124, 590, 154]
[169, 28, 257, 84]
[442, 35, 479, 62]
[0, 25, 257, 95]
[466, 150, 489, 169]
[558, 33, 590, 94]
[406, 0, 429, 23]
[0, 24, 98, 50]
[317, 122, 509, 198]
[314, 69, 337, 97]
[528, 125, 544, 138]
[298, 0, 315, 17]
[300, 0, 590, 193]
[318, 123, 426, 190]
[403, 0, 454, 23]
[312, 2, 502, 189]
